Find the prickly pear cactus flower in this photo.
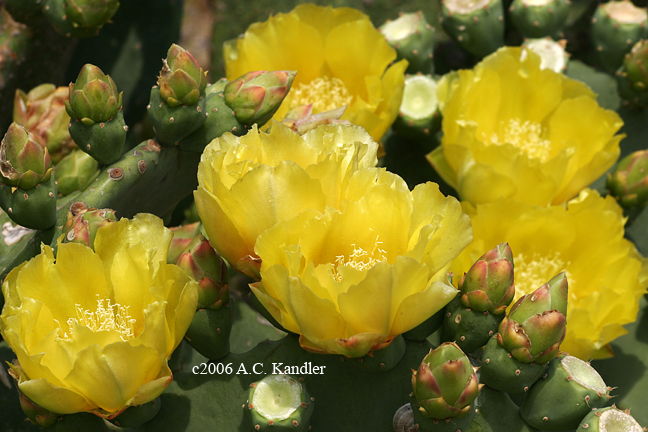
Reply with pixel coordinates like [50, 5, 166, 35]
[224, 3, 408, 142]
[428, 47, 623, 206]
[0, 214, 198, 417]
[194, 121, 379, 278]
[450, 189, 648, 360]
[250, 169, 472, 357]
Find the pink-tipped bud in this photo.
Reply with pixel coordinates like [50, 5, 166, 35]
[158, 44, 207, 108]
[62, 204, 118, 249]
[0, 123, 52, 189]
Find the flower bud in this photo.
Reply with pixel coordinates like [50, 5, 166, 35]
[61, 204, 118, 249]
[13, 84, 76, 163]
[18, 389, 59, 428]
[460, 242, 515, 315]
[158, 44, 207, 107]
[54, 149, 99, 196]
[607, 149, 648, 209]
[0, 123, 52, 190]
[66, 64, 122, 126]
[167, 222, 203, 264]
[497, 272, 568, 364]
[177, 235, 229, 310]
[224, 70, 296, 126]
[65, 0, 120, 30]
[411, 342, 482, 420]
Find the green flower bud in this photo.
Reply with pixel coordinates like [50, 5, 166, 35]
[54, 149, 99, 196]
[411, 342, 483, 420]
[18, 389, 59, 428]
[66, 64, 122, 126]
[0, 123, 52, 190]
[13, 84, 76, 163]
[224, 70, 296, 126]
[167, 222, 203, 264]
[607, 149, 648, 209]
[616, 39, 648, 109]
[61, 203, 118, 248]
[497, 272, 568, 364]
[65, 0, 120, 30]
[177, 235, 229, 310]
[158, 44, 207, 108]
[460, 242, 515, 315]
[247, 374, 314, 432]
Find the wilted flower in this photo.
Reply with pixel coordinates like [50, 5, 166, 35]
[194, 122, 378, 278]
[224, 4, 407, 142]
[450, 189, 648, 360]
[251, 169, 472, 357]
[0, 214, 198, 417]
[428, 47, 623, 206]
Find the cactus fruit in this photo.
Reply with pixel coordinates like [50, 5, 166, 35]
[521, 354, 612, 431]
[617, 39, 648, 109]
[0, 175, 57, 230]
[440, 0, 505, 58]
[441, 296, 505, 354]
[607, 149, 648, 209]
[13, 84, 76, 163]
[577, 405, 645, 432]
[246, 374, 314, 432]
[412, 343, 482, 419]
[0, 123, 52, 190]
[522, 38, 569, 72]
[66, 64, 126, 165]
[460, 243, 515, 314]
[148, 44, 208, 146]
[508, 0, 569, 39]
[177, 235, 229, 310]
[392, 74, 441, 140]
[479, 335, 548, 393]
[61, 204, 117, 248]
[497, 272, 567, 364]
[167, 222, 203, 264]
[18, 389, 59, 428]
[184, 304, 232, 360]
[223, 70, 296, 127]
[380, 11, 435, 74]
[43, 0, 119, 38]
[346, 335, 406, 372]
[54, 149, 99, 196]
[591, 0, 648, 74]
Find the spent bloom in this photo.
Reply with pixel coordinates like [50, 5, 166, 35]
[251, 168, 472, 357]
[450, 189, 648, 360]
[224, 4, 408, 142]
[0, 214, 198, 417]
[428, 47, 623, 206]
[194, 121, 378, 278]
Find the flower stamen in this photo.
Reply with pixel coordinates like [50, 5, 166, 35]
[62, 295, 136, 341]
[514, 251, 574, 303]
[487, 118, 551, 162]
[290, 77, 353, 113]
[332, 236, 387, 281]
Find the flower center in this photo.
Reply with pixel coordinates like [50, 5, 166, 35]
[332, 237, 387, 281]
[62, 296, 136, 341]
[514, 251, 573, 303]
[487, 118, 551, 162]
[290, 77, 353, 113]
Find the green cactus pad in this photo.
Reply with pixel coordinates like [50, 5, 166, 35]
[147, 87, 207, 147]
[591, 0, 648, 74]
[345, 334, 406, 372]
[479, 336, 548, 393]
[247, 374, 314, 432]
[577, 406, 645, 431]
[380, 11, 435, 74]
[54, 149, 100, 196]
[69, 110, 127, 165]
[520, 355, 611, 431]
[441, 297, 504, 354]
[184, 305, 232, 360]
[178, 85, 245, 153]
[0, 175, 57, 230]
[509, 0, 569, 39]
[441, 0, 505, 58]
[392, 74, 441, 141]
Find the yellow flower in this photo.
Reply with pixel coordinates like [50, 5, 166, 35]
[194, 121, 378, 278]
[250, 168, 473, 357]
[450, 190, 648, 360]
[0, 214, 198, 417]
[428, 47, 624, 206]
[224, 4, 408, 142]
